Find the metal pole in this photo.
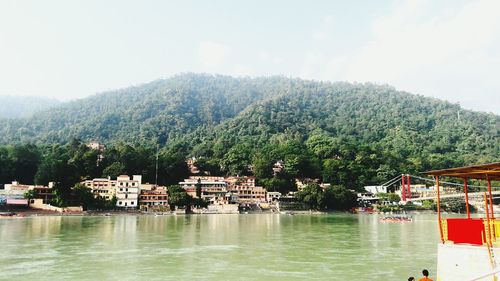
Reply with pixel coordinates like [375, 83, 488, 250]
[407, 174, 411, 199]
[464, 178, 470, 219]
[155, 144, 159, 186]
[488, 177, 495, 220]
[485, 193, 493, 247]
[402, 175, 406, 202]
[436, 176, 444, 243]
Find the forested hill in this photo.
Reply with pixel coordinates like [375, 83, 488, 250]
[0, 74, 498, 189]
[0, 95, 59, 119]
[0, 74, 290, 144]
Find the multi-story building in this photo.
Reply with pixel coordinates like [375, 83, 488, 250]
[179, 176, 229, 205]
[1, 181, 54, 203]
[81, 177, 116, 200]
[115, 175, 141, 208]
[139, 185, 169, 211]
[225, 176, 266, 203]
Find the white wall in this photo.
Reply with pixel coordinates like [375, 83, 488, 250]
[437, 243, 500, 281]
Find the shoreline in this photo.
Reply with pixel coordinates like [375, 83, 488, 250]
[0, 209, 441, 218]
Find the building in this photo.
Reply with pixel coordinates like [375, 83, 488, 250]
[81, 177, 116, 200]
[87, 141, 105, 165]
[225, 176, 266, 203]
[115, 175, 141, 208]
[272, 160, 284, 175]
[179, 176, 229, 205]
[186, 157, 200, 174]
[364, 185, 388, 194]
[1, 181, 54, 203]
[267, 191, 282, 203]
[139, 185, 169, 211]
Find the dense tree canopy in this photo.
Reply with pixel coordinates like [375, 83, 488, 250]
[0, 74, 498, 192]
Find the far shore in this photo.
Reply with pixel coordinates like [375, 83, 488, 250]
[0, 208, 444, 218]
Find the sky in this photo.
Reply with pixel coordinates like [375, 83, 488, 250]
[0, 0, 499, 113]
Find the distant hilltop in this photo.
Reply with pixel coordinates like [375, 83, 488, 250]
[0, 73, 497, 146]
[0, 95, 59, 119]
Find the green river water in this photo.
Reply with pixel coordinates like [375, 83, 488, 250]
[0, 214, 439, 281]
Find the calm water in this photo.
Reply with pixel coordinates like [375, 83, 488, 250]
[0, 214, 439, 281]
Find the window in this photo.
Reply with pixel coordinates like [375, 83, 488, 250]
[131, 201, 134, 205]
[119, 201, 122, 205]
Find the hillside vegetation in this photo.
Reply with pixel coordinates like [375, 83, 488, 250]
[0, 74, 498, 191]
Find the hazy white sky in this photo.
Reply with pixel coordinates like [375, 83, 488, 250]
[0, 0, 499, 113]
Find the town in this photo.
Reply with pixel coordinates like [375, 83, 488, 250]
[0, 174, 339, 214]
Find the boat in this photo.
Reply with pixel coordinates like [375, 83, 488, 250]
[423, 162, 500, 281]
[379, 215, 412, 222]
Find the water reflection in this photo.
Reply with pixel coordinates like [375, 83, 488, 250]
[0, 214, 439, 280]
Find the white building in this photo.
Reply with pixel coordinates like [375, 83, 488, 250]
[364, 185, 388, 194]
[115, 175, 141, 208]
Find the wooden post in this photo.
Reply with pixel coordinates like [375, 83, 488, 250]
[436, 176, 444, 243]
[464, 178, 470, 219]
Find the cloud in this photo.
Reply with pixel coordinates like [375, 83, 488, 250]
[198, 41, 231, 68]
[301, 0, 500, 113]
[344, 0, 500, 82]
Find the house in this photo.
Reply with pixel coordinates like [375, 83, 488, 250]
[272, 160, 284, 175]
[186, 157, 200, 174]
[86, 141, 105, 165]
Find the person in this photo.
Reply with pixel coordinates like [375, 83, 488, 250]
[408, 277, 415, 281]
[418, 269, 433, 281]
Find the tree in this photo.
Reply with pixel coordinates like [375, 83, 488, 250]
[167, 185, 193, 211]
[326, 185, 358, 210]
[73, 183, 97, 210]
[102, 162, 125, 178]
[50, 182, 71, 207]
[387, 193, 401, 203]
[296, 183, 323, 210]
[195, 178, 202, 198]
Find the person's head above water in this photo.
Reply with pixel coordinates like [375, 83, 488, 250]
[408, 277, 415, 281]
[422, 269, 429, 277]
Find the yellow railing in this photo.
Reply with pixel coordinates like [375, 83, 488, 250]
[441, 219, 448, 241]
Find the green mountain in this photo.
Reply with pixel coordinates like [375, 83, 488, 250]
[0, 95, 59, 119]
[0, 74, 498, 189]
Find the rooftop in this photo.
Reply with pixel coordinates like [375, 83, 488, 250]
[423, 162, 500, 180]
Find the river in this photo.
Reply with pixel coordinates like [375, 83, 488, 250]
[0, 214, 439, 280]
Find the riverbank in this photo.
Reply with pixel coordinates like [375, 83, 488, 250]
[0, 206, 348, 217]
[0, 208, 440, 218]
